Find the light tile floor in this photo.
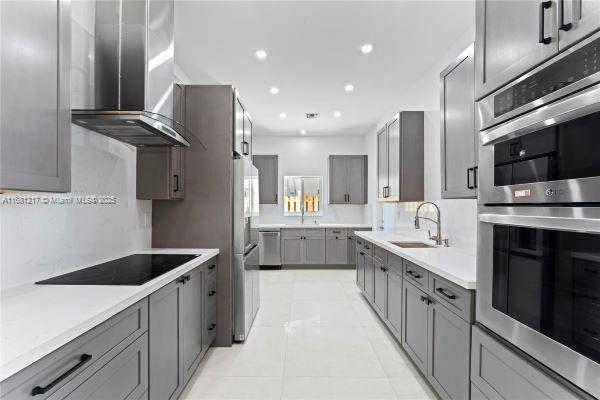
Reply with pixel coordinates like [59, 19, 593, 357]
[181, 269, 438, 400]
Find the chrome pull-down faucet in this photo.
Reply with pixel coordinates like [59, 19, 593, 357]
[414, 202, 449, 247]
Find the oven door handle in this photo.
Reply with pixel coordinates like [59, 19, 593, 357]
[479, 213, 600, 233]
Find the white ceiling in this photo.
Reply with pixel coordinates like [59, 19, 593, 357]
[174, 1, 474, 136]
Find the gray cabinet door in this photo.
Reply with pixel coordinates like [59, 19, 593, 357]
[203, 269, 217, 350]
[373, 259, 387, 317]
[364, 255, 375, 302]
[0, 0, 71, 192]
[356, 247, 365, 290]
[326, 237, 347, 264]
[441, 45, 477, 199]
[386, 270, 403, 338]
[149, 280, 184, 400]
[427, 302, 470, 400]
[171, 147, 185, 199]
[282, 237, 303, 265]
[471, 326, 580, 400]
[377, 128, 388, 199]
[181, 268, 203, 385]
[559, 0, 600, 50]
[234, 97, 244, 156]
[253, 155, 278, 204]
[348, 235, 357, 266]
[346, 156, 367, 204]
[52, 334, 148, 400]
[329, 156, 348, 204]
[243, 111, 252, 157]
[304, 237, 325, 264]
[475, 0, 558, 98]
[387, 117, 401, 200]
[402, 280, 428, 374]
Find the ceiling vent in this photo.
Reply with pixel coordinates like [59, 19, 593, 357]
[305, 113, 319, 119]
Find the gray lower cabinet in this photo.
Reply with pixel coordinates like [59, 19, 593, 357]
[441, 44, 477, 199]
[0, 0, 71, 192]
[253, 155, 278, 204]
[182, 267, 204, 385]
[471, 326, 581, 400]
[282, 236, 304, 265]
[356, 246, 365, 290]
[427, 301, 470, 400]
[386, 269, 403, 337]
[328, 155, 368, 204]
[402, 280, 429, 374]
[373, 258, 387, 316]
[364, 254, 375, 302]
[281, 229, 326, 265]
[304, 237, 325, 264]
[470, 384, 488, 400]
[326, 236, 347, 264]
[204, 267, 218, 350]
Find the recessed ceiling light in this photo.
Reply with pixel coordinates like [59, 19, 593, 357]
[279, 112, 287, 119]
[333, 111, 341, 118]
[270, 87, 279, 95]
[360, 43, 374, 54]
[300, 129, 306, 135]
[344, 83, 354, 92]
[255, 49, 267, 60]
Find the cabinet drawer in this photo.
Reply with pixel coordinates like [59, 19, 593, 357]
[206, 273, 217, 311]
[304, 228, 325, 238]
[387, 253, 403, 276]
[1, 299, 148, 399]
[205, 257, 217, 279]
[403, 260, 428, 290]
[429, 274, 473, 323]
[471, 326, 580, 400]
[361, 240, 374, 257]
[48, 333, 148, 400]
[281, 229, 301, 238]
[373, 245, 387, 265]
[326, 228, 347, 237]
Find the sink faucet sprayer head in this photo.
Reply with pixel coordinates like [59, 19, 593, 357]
[414, 215, 420, 229]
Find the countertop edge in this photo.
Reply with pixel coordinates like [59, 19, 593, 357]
[355, 232, 476, 290]
[0, 248, 220, 382]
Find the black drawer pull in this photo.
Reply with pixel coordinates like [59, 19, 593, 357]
[407, 270, 422, 279]
[364, 246, 370, 250]
[436, 287, 457, 300]
[208, 290, 216, 296]
[420, 295, 432, 305]
[31, 354, 92, 396]
[209, 264, 216, 270]
[359, 251, 365, 256]
[380, 267, 388, 272]
[185, 275, 191, 282]
[539, 1, 552, 44]
[208, 324, 216, 331]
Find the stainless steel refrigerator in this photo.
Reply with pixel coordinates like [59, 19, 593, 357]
[233, 156, 260, 342]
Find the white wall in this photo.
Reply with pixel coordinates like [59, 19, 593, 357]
[253, 135, 369, 224]
[0, 1, 152, 290]
[364, 22, 478, 255]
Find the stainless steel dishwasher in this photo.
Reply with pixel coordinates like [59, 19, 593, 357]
[259, 229, 281, 267]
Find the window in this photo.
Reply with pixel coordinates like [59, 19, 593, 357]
[283, 176, 322, 216]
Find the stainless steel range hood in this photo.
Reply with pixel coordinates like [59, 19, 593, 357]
[72, 0, 190, 147]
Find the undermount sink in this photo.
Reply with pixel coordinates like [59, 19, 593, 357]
[389, 241, 436, 249]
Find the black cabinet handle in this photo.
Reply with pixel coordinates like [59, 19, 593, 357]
[436, 287, 457, 300]
[209, 264, 216, 270]
[186, 275, 191, 282]
[420, 295, 432, 305]
[208, 290, 216, 296]
[467, 168, 474, 190]
[208, 323, 216, 331]
[177, 277, 186, 284]
[407, 270, 422, 279]
[173, 174, 180, 192]
[473, 166, 478, 189]
[559, 0, 572, 31]
[31, 354, 92, 396]
[359, 251, 365, 256]
[539, 1, 552, 44]
[380, 267, 388, 272]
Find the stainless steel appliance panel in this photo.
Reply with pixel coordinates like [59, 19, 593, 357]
[259, 231, 281, 266]
[477, 206, 600, 399]
[233, 244, 259, 342]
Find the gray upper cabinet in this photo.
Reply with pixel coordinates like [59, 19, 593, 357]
[137, 147, 185, 200]
[377, 112, 424, 202]
[328, 155, 368, 204]
[427, 301, 470, 400]
[243, 111, 253, 158]
[475, 0, 558, 99]
[233, 94, 252, 158]
[402, 280, 429, 374]
[559, 0, 600, 50]
[253, 155, 278, 204]
[0, 0, 71, 192]
[377, 127, 388, 199]
[441, 44, 477, 199]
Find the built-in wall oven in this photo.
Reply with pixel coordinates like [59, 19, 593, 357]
[476, 31, 600, 399]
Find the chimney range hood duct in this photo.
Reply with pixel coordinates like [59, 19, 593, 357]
[72, 0, 190, 147]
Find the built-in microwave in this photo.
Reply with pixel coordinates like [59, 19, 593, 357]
[477, 206, 600, 399]
[477, 32, 600, 205]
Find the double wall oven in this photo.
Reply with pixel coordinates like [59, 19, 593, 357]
[477, 32, 600, 399]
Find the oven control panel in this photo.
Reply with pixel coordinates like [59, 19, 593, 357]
[494, 37, 600, 117]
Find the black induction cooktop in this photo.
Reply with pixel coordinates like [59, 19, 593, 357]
[35, 254, 199, 286]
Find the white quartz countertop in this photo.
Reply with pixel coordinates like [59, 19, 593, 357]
[259, 223, 372, 229]
[0, 248, 219, 382]
[355, 231, 476, 290]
